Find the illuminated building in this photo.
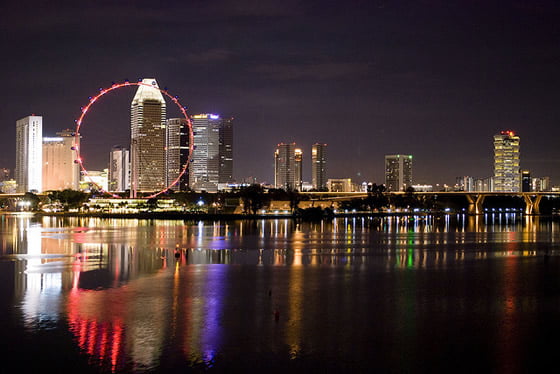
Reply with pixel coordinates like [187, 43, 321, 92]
[493, 131, 520, 192]
[130, 78, 166, 194]
[165, 118, 190, 191]
[16, 115, 42, 192]
[219, 117, 234, 185]
[455, 176, 474, 192]
[532, 176, 551, 192]
[384, 154, 412, 191]
[42, 129, 80, 191]
[521, 170, 531, 192]
[311, 143, 327, 190]
[190, 114, 234, 192]
[327, 178, 354, 192]
[274, 143, 303, 191]
[474, 177, 493, 192]
[108, 145, 130, 192]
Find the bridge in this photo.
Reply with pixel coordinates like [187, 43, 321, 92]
[304, 191, 560, 215]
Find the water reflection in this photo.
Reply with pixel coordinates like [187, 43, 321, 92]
[1, 213, 560, 371]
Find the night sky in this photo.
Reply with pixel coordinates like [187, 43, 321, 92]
[2, 0, 560, 187]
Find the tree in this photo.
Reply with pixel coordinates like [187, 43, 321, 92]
[22, 192, 41, 211]
[286, 189, 302, 213]
[51, 189, 89, 211]
[364, 183, 388, 212]
[240, 184, 269, 214]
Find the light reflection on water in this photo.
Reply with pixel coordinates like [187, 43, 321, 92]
[1, 213, 560, 372]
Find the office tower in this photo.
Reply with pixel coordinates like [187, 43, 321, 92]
[108, 145, 130, 192]
[532, 176, 551, 192]
[42, 129, 80, 191]
[327, 178, 354, 192]
[311, 143, 327, 190]
[165, 118, 190, 191]
[521, 170, 531, 192]
[190, 114, 220, 192]
[219, 117, 234, 184]
[455, 176, 474, 192]
[274, 143, 303, 191]
[130, 78, 166, 194]
[384, 154, 412, 191]
[15, 115, 43, 193]
[493, 131, 520, 192]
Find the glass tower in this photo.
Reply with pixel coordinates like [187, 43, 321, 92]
[311, 143, 327, 190]
[165, 118, 190, 191]
[493, 131, 520, 192]
[16, 115, 43, 193]
[275, 143, 303, 191]
[130, 79, 166, 194]
[384, 154, 413, 191]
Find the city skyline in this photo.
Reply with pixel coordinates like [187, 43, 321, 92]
[2, 2, 560, 186]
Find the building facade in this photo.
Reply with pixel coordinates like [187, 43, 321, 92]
[274, 143, 303, 191]
[384, 154, 412, 191]
[43, 129, 80, 191]
[311, 143, 327, 190]
[190, 114, 221, 192]
[165, 118, 190, 191]
[108, 145, 130, 192]
[16, 115, 43, 193]
[327, 178, 354, 192]
[521, 170, 531, 192]
[493, 131, 520, 192]
[219, 117, 234, 185]
[130, 78, 166, 194]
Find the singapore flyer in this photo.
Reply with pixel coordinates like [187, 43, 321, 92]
[73, 79, 193, 199]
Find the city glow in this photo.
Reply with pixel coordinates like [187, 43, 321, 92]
[74, 80, 194, 198]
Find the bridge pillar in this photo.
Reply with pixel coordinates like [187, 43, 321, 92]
[465, 194, 485, 215]
[523, 194, 543, 215]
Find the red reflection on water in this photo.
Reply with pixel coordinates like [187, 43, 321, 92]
[65, 261, 226, 371]
[67, 286, 127, 372]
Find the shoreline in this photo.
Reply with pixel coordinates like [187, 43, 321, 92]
[8, 210, 552, 220]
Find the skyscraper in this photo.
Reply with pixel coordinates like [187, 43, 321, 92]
[311, 143, 327, 190]
[219, 117, 234, 185]
[274, 143, 303, 191]
[16, 115, 42, 193]
[165, 118, 190, 191]
[521, 169, 531, 192]
[43, 129, 80, 191]
[108, 145, 130, 192]
[493, 131, 520, 192]
[385, 154, 413, 191]
[130, 78, 166, 194]
[190, 114, 233, 192]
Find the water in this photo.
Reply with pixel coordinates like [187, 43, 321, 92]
[1, 213, 560, 373]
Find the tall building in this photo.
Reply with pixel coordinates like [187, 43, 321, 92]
[521, 170, 531, 192]
[455, 176, 474, 192]
[43, 129, 80, 191]
[493, 131, 520, 192]
[190, 114, 234, 192]
[219, 117, 234, 185]
[311, 143, 327, 190]
[130, 78, 166, 194]
[108, 145, 130, 192]
[16, 115, 43, 193]
[384, 154, 412, 191]
[165, 118, 190, 191]
[274, 143, 303, 191]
